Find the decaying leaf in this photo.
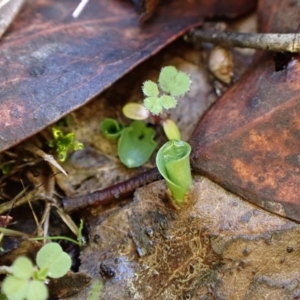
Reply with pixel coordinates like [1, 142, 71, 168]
[0, 0, 25, 39]
[190, 0, 300, 221]
[0, 0, 256, 153]
[72, 176, 300, 299]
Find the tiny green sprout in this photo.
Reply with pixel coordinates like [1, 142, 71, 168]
[162, 119, 181, 140]
[0, 163, 13, 175]
[1, 243, 72, 300]
[156, 140, 192, 205]
[48, 127, 84, 162]
[100, 118, 124, 140]
[118, 121, 157, 168]
[142, 66, 190, 115]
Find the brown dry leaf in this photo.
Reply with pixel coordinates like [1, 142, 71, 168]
[0, 0, 25, 38]
[74, 176, 300, 299]
[190, 0, 300, 221]
[0, 0, 256, 153]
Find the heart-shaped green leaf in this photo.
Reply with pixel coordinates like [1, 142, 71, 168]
[118, 121, 157, 168]
[159, 66, 190, 96]
[36, 243, 71, 279]
[143, 96, 163, 115]
[2, 275, 28, 300]
[26, 280, 48, 300]
[12, 257, 34, 280]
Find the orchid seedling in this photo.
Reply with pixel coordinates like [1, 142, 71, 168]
[1, 242, 71, 300]
[48, 127, 84, 162]
[100, 119, 157, 168]
[156, 139, 192, 205]
[124, 66, 191, 140]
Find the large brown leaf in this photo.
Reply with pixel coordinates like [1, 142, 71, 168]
[0, 0, 256, 153]
[190, 0, 300, 221]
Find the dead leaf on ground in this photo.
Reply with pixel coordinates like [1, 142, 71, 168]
[0, 0, 256, 153]
[74, 176, 300, 299]
[190, 0, 300, 221]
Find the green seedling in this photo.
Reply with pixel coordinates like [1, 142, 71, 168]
[118, 121, 157, 168]
[156, 140, 192, 205]
[100, 119, 157, 168]
[48, 127, 84, 162]
[100, 118, 124, 140]
[1, 243, 71, 300]
[142, 66, 191, 115]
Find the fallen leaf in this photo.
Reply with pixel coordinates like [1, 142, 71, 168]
[190, 0, 300, 221]
[0, 0, 256, 153]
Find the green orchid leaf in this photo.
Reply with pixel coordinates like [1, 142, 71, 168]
[122, 103, 150, 120]
[2, 275, 28, 300]
[36, 243, 71, 279]
[160, 95, 177, 109]
[156, 140, 192, 204]
[100, 118, 123, 140]
[118, 121, 157, 168]
[143, 96, 163, 115]
[26, 280, 48, 300]
[162, 119, 181, 140]
[142, 80, 159, 97]
[158, 66, 190, 97]
[12, 257, 34, 280]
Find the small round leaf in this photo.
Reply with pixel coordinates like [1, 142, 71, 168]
[36, 243, 71, 279]
[26, 280, 48, 300]
[2, 275, 28, 300]
[169, 71, 191, 97]
[142, 80, 159, 97]
[160, 95, 177, 109]
[12, 257, 34, 280]
[143, 96, 163, 115]
[123, 103, 150, 120]
[158, 66, 177, 94]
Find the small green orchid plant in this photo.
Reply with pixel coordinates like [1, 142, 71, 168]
[1, 243, 71, 300]
[48, 127, 84, 162]
[101, 66, 193, 204]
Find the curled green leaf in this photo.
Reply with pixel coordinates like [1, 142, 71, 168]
[156, 140, 192, 204]
[100, 118, 123, 140]
[118, 121, 157, 168]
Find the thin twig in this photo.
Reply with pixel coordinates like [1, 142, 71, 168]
[62, 168, 161, 212]
[190, 29, 300, 53]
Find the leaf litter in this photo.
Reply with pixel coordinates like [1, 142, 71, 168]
[2, 12, 299, 300]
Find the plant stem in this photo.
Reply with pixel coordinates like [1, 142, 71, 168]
[190, 29, 300, 53]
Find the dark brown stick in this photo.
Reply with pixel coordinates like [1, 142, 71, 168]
[62, 168, 161, 212]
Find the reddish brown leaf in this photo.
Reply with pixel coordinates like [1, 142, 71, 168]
[0, 0, 256, 153]
[190, 0, 300, 221]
